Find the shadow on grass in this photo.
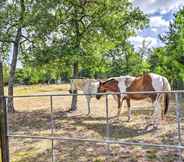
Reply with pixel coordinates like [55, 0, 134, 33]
[8, 108, 157, 140]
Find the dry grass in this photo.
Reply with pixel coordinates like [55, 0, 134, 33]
[6, 84, 184, 162]
[4, 84, 69, 96]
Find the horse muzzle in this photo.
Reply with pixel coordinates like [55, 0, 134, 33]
[96, 94, 102, 100]
[69, 90, 77, 94]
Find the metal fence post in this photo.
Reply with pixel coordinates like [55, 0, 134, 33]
[105, 95, 110, 161]
[0, 96, 10, 162]
[50, 96, 54, 162]
[175, 93, 182, 161]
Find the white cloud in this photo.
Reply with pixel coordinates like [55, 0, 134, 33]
[151, 28, 157, 32]
[128, 36, 163, 50]
[150, 16, 169, 28]
[133, 0, 184, 14]
[130, 0, 178, 49]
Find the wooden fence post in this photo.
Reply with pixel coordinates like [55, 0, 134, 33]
[0, 53, 9, 162]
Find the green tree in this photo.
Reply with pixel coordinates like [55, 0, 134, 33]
[21, 0, 148, 110]
[104, 41, 150, 77]
[149, 7, 184, 89]
[0, 0, 26, 112]
[0, 0, 62, 111]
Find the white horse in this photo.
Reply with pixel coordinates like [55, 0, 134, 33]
[69, 79, 119, 115]
[69, 79, 100, 115]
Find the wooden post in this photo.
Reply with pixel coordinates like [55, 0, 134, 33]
[0, 51, 9, 162]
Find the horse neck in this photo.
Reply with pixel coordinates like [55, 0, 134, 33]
[75, 79, 89, 90]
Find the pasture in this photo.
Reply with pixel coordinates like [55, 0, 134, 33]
[6, 84, 184, 162]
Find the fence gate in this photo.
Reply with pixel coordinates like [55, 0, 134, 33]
[1, 91, 184, 162]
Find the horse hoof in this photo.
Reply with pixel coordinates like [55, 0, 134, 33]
[144, 123, 159, 131]
[144, 123, 153, 131]
[127, 118, 131, 122]
[116, 117, 119, 121]
[86, 112, 91, 116]
[68, 109, 76, 112]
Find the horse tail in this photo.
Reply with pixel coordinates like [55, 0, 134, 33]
[164, 93, 169, 115]
[163, 77, 171, 92]
[163, 77, 171, 115]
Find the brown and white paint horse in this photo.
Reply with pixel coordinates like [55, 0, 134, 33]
[96, 76, 135, 119]
[96, 73, 171, 126]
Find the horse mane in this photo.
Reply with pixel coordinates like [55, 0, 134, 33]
[103, 78, 117, 84]
[103, 76, 136, 85]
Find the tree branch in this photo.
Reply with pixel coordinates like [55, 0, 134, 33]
[20, 34, 36, 48]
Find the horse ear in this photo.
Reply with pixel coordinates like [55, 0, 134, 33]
[98, 80, 103, 85]
[99, 80, 102, 85]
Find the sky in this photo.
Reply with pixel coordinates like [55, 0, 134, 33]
[129, 0, 184, 50]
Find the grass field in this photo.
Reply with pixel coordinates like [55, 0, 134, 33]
[4, 84, 70, 96]
[5, 84, 184, 162]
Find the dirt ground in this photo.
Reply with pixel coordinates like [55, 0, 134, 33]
[7, 84, 184, 162]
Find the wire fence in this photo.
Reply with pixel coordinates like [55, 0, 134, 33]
[2, 90, 184, 162]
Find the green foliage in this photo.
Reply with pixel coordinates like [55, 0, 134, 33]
[1, 0, 150, 84]
[14, 59, 72, 84]
[149, 7, 184, 88]
[103, 42, 151, 77]
[20, 0, 148, 79]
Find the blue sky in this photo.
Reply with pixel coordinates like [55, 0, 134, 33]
[129, 0, 184, 49]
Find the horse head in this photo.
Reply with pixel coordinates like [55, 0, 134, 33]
[69, 89, 77, 93]
[96, 79, 120, 99]
[96, 80, 106, 99]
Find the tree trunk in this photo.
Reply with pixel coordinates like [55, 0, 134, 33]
[70, 62, 78, 111]
[70, 6, 80, 111]
[7, 28, 21, 112]
[0, 51, 10, 162]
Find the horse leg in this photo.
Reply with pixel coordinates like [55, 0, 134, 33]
[126, 98, 131, 122]
[117, 94, 122, 117]
[86, 96, 91, 115]
[160, 95, 165, 120]
[152, 95, 161, 128]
